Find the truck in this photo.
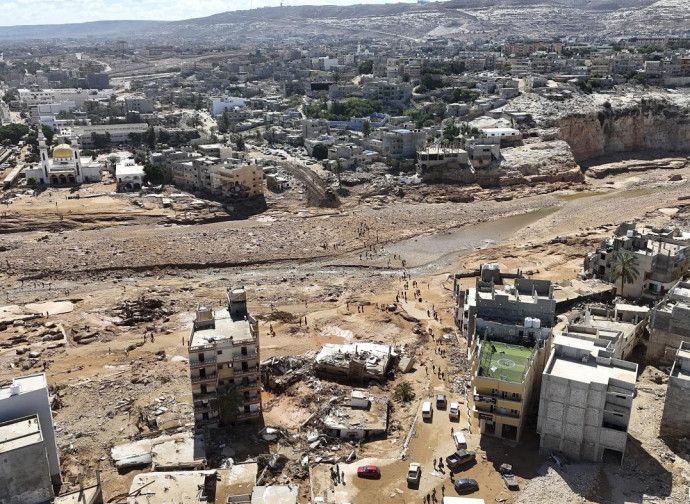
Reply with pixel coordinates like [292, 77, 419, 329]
[445, 449, 476, 470]
[500, 463, 519, 490]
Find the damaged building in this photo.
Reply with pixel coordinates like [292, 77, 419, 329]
[314, 343, 395, 382]
[648, 282, 690, 363]
[188, 287, 261, 426]
[124, 463, 258, 504]
[584, 222, 690, 300]
[322, 389, 389, 440]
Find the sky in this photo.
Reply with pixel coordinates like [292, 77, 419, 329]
[0, 0, 420, 26]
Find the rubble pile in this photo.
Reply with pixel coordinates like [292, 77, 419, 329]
[68, 323, 121, 345]
[111, 297, 170, 326]
[261, 355, 313, 393]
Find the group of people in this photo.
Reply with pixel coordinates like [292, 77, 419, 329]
[330, 464, 345, 486]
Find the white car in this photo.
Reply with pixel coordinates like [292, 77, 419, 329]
[407, 462, 421, 485]
[449, 401, 460, 420]
[453, 432, 467, 450]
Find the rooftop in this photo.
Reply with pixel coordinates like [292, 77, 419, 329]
[547, 343, 637, 386]
[190, 308, 255, 348]
[0, 415, 43, 454]
[315, 342, 394, 376]
[323, 394, 389, 431]
[0, 373, 47, 400]
[477, 341, 534, 384]
[127, 465, 257, 504]
[251, 484, 299, 504]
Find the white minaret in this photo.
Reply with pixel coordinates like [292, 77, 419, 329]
[38, 129, 49, 177]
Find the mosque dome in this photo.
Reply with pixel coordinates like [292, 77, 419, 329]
[52, 144, 73, 159]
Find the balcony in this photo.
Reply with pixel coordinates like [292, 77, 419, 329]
[237, 380, 259, 391]
[243, 395, 260, 405]
[237, 411, 261, 420]
[233, 367, 258, 378]
[194, 403, 216, 413]
[190, 357, 216, 368]
[234, 350, 258, 360]
[191, 372, 217, 384]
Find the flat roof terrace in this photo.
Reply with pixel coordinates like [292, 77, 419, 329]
[190, 308, 254, 349]
[477, 341, 534, 384]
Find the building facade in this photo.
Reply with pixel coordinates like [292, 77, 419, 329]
[648, 283, 690, 363]
[660, 342, 690, 439]
[24, 133, 101, 186]
[537, 335, 637, 463]
[188, 288, 261, 427]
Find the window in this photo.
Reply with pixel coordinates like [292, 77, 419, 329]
[217, 350, 223, 355]
[227, 363, 233, 369]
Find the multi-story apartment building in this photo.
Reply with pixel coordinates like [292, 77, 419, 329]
[585, 222, 690, 300]
[458, 264, 556, 442]
[537, 335, 637, 463]
[188, 288, 261, 427]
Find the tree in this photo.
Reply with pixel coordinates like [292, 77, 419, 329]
[358, 59, 373, 75]
[394, 381, 415, 403]
[143, 163, 166, 185]
[91, 132, 110, 149]
[144, 126, 156, 149]
[233, 134, 245, 151]
[608, 252, 640, 298]
[312, 143, 328, 160]
[362, 119, 371, 138]
[217, 384, 244, 424]
[41, 124, 55, 146]
[0, 123, 29, 144]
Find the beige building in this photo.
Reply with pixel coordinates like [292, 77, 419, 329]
[660, 342, 690, 439]
[648, 283, 690, 362]
[188, 288, 261, 426]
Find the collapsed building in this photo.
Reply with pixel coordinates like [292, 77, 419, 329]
[314, 342, 395, 383]
[584, 222, 690, 300]
[188, 288, 261, 427]
[660, 342, 690, 440]
[322, 389, 389, 441]
[124, 464, 258, 504]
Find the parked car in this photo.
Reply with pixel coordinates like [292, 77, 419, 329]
[500, 463, 519, 490]
[454, 478, 479, 494]
[406, 462, 421, 485]
[449, 402, 460, 420]
[446, 449, 476, 470]
[436, 393, 447, 409]
[357, 465, 381, 479]
[452, 432, 467, 450]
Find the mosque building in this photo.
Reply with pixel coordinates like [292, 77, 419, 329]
[24, 130, 102, 185]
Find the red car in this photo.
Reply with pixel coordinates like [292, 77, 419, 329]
[357, 465, 381, 479]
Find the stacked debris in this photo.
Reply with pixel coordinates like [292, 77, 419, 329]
[260, 355, 313, 393]
[111, 297, 169, 326]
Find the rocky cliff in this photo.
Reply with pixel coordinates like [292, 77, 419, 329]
[511, 88, 690, 163]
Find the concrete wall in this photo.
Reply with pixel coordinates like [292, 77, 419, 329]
[649, 304, 690, 362]
[660, 374, 690, 439]
[0, 437, 53, 504]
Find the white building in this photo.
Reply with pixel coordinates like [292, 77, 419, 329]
[17, 88, 114, 108]
[0, 374, 60, 485]
[210, 96, 246, 117]
[24, 132, 102, 185]
[74, 123, 149, 147]
[115, 160, 146, 192]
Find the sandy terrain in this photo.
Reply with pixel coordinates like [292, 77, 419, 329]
[2, 159, 690, 501]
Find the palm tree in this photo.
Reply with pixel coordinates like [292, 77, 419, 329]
[608, 251, 640, 298]
[217, 384, 244, 424]
[394, 381, 415, 403]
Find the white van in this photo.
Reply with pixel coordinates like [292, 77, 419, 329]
[422, 401, 433, 421]
[453, 432, 467, 450]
